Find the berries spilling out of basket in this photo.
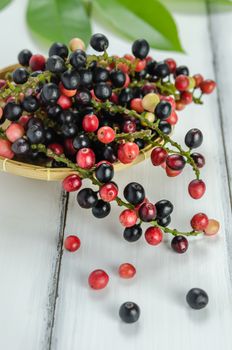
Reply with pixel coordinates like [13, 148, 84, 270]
[0, 33, 219, 241]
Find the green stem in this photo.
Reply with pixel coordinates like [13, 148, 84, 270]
[151, 221, 201, 237]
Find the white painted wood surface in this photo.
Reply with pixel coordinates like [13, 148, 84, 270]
[0, 1, 232, 349]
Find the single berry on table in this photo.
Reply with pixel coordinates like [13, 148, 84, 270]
[118, 263, 136, 279]
[204, 219, 220, 236]
[64, 235, 81, 252]
[119, 302, 140, 323]
[88, 269, 109, 290]
[186, 288, 208, 309]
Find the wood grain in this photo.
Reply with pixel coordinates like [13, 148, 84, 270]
[50, 4, 232, 350]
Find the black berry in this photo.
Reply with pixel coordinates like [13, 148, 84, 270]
[41, 83, 60, 105]
[3, 102, 22, 121]
[93, 67, 109, 83]
[94, 83, 112, 100]
[22, 95, 39, 113]
[119, 302, 140, 323]
[61, 69, 80, 90]
[155, 101, 172, 120]
[46, 55, 66, 73]
[18, 49, 32, 66]
[124, 182, 145, 205]
[132, 39, 149, 59]
[110, 70, 126, 88]
[157, 215, 171, 227]
[155, 200, 173, 219]
[175, 65, 189, 76]
[158, 120, 172, 135]
[77, 188, 98, 209]
[95, 163, 114, 183]
[12, 67, 29, 84]
[11, 138, 30, 155]
[73, 133, 91, 150]
[186, 288, 208, 310]
[27, 125, 45, 144]
[185, 128, 203, 149]
[48, 42, 69, 59]
[69, 49, 86, 69]
[171, 235, 188, 253]
[154, 62, 170, 78]
[92, 200, 111, 218]
[90, 33, 109, 52]
[123, 224, 142, 242]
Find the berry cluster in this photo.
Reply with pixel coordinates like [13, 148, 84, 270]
[0, 33, 218, 323]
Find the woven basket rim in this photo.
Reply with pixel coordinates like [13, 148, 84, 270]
[0, 63, 158, 181]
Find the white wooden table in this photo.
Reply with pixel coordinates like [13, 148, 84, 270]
[0, 1, 232, 349]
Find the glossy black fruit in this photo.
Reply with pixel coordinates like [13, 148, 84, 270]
[74, 89, 92, 106]
[94, 83, 112, 100]
[155, 101, 172, 120]
[11, 138, 30, 155]
[48, 42, 69, 59]
[118, 88, 134, 106]
[95, 163, 114, 183]
[18, 49, 32, 66]
[26, 125, 45, 144]
[90, 33, 109, 52]
[110, 70, 126, 88]
[46, 55, 66, 73]
[47, 105, 62, 120]
[186, 288, 209, 310]
[77, 188, 98, 209]
[185, 128, 203, 149]
[124, 182, 145, 205]
[93, 67, 109, 83]
[132, 39, 149, 59]
[41, 83, 60, 105]
[123, 224, 143, 242]
[155, 200, 174, 219]
[154, 62, 170, 78]
[61, 69, 80, 90]
[119, 302, 140, 323]
[3, 102, 22, 121]
[69, 49, 86, 69]
[79, 69, 93, 88]
[73, 133, 91, 150]
[12, 67, 29, 84]
[92, 200, 111, 218]
[158, 120, 172, 135]
[157, 215, 171, 227]
[22, 95, 39, 113]
[171, 235, 188, 253]
[175, 65, 189, 76]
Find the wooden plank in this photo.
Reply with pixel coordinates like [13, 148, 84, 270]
[50, 5, 232, 350]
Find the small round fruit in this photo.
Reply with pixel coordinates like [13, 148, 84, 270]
[165, 58, 176, 73]
[175, 75, 189, 91]
[82, 114, 99, 132]
[6, 123, 24, 142]
[151, 147, 167, 166]
[142, 93, 160, 112]
[138, 202, 156, 222]
[157, 215, 171, 227]
[204, 219, 220, 236]
[124, 182, 145, 205]
[119, 209, 137, 227]
[18, 49, 32, 66]
[118, 263, 136, 279]
[119, 302, 140, 323]
[123, 224, 142, 242]
[130, 98, 144, 113]
[22, 95, 39, 113]
[155, 101, 172, 120]
[110, 70, 126, 88]
[77, 188, 98, 209]
[145, 227, 163, 245]
[69, 50, 86, 68]
[166, 154, 186, 171]
[29, 54, 46, 71]
[41, 83, 60, 105]
[94, 83, 112, 100]
[154, 61, 170, 78]
[186, 288, 208, 310]
[88, 269, 109, 290]
[95, 163, 114, 183]
[76, 148, 95, 169]
[122, 120, 136, 133]
[171, 235, 188, 253]
[117, 142, 139, 164]
[12, 67, 29, 84]
[0, 139, 14, 159]
[90, 33, 109, 52]
[3, 102, 22, 121]
[62, 174, 82, 192]
[175, 65, 189, 76]
[185, 128, 203, 149]
[200, 80, 216, 94]
[46, 55, 66, 73]
[92, 200, 111, 218]
[191, 213, 209, 231]
[64, 235, 81, 252]
[191, 153, 205, 169]
[132, 39, 149, 59]
[11, 138, 30, 155]
[155, 199, 173, 219]
[99, 182, 118, 202]
[188, 179, 206, 199]
[61, 69, 80, 90]
[69, 37, 85, 51]
[97, 126, 115, 144]
[49, 42, 69, 59]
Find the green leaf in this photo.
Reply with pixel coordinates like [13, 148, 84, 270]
[0, 0, 12, 10]
[26, 0, 91, 47]
[93, 0, 184, 52]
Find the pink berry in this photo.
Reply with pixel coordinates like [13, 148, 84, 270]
[204, 219, 220, 236]
[145, 227, 163, 245]
[130, 98, 144, 113]
[29, 54, 46, 71]
[76, 148, 95, 169]
[62, 174, 82, 192]
[64, 235, 81, 252]
[175, 75, 189, 91]
[188, 179, 206, 199]
[82, 114, 99, 132]
[88, 269, 109, 290]
[151, 147, 168, 166]
[191, 213, 209, 231]
[99, 182, 118, 202]
[135, 59, 146, 72]
[97, 126, 115, 144]
[117, 142, 139, 164]
[166, 166, 182, 177]
[118, 263, 136, 279]
[0, 139, 14, 159]
[119, 209, 137, 227]
[193, 74, 204, 87]
[181, 91, 193, 105]
[6, 122, 25, 142]
[57, 95, 72, 109]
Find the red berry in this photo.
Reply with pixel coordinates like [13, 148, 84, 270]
[135, 59, 146, 72]
[18, 114, 31, 128]
[97, 126, 115, 144]
[57, 95, 72, 109]
[151, 147, 168, 166]
[118, 263, 136, 279]
[181, 91, 193, 105]
[200, 80, 216, 94]
[123, 73, 130, 88]
[124, 54, 134, 61]
[145, 227, 163, 245]
[138, 202, 156, 222]
[29, 54, 46, 71]
[117, 62, 129, 73]
[122, 120, 136, 133]
[193, 74, 204, 87]
[64, 138, 76, 155]
[175, 75, 189, 91]
[175, 101, 185, 111]
[48, 143, 64, 155]
[59, 82, 77, 97]
[165, 58, 177, 73]
[88, 269, 109, 290]
[171, 235, 188, 253]
[166, 166, 182, 177]
[130, 98, 144, 113]
[6, 122, 25, 142]
[82, 114, 99, 132]
[99, 182, 118, 202]
[188, 179, 206, 199]
[76, 148, 95, 169]
[64, 235, 81, 252]
[110, 92, 119, 104]
[117, 142, 139, 164]
[0, 139, 14, 159]
[191, 213, 209, 231]
[62, 174, 82, 192]
[166, 111, 178, 125]
[119, 209, 137, 227]
[166, 154, 186, 171]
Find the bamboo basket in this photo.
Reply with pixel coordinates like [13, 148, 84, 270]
[0, 64, 155, 181]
